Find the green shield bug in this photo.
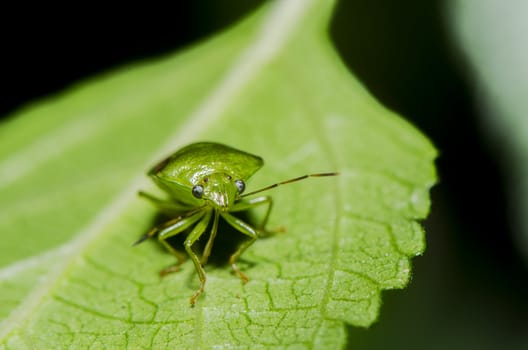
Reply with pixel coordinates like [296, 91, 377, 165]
[134, 142, 338, 305]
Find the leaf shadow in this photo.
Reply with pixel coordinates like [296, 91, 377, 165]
[143, 210, 259, 272]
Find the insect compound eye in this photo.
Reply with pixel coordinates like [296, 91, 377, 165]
[192, 185, 204, 199]
[234, 179, 245, 194]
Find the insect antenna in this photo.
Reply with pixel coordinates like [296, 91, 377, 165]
[240, 172, 339, 198]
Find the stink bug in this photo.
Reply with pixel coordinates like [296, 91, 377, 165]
[134, 142, 337, 305]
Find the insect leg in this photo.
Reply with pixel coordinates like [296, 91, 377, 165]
[132, 206, 205, 246]
[138, 191, 190, 215]
[184, 209, 213, 306]
[231, 196, 284, 235]
[156, 210, 205, 276]
[220, 212, 259, 283]
[200, 209, 220, 266]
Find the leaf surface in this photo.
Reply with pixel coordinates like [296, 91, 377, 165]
[0, 0, 436, 348]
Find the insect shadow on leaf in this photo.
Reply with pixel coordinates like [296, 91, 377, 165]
[145, 210, 259, 267]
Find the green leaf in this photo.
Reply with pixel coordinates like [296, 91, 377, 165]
[0, 0, 436, 348]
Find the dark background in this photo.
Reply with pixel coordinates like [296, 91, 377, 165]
[1, 1, 527, 349]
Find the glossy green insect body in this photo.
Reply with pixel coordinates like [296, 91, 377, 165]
[150, 142, 263, 209]
[135, 142, 337, 306]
